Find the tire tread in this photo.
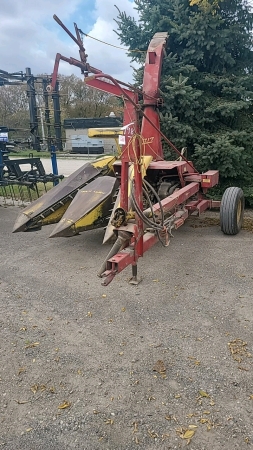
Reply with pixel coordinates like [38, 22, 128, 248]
[220, 187, 244, 235]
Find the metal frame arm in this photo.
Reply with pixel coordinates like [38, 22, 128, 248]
[47, 15, 102, 92]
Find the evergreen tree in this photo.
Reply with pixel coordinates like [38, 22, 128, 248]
[115, 0, 253, 201]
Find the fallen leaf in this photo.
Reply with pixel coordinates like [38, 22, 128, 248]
[188, 425, 198, 429]
[161, 433, 170, 440]
[87, 312, 92, 318]
[102, 294, 107, 298]
[31, 385, 38, 394]
[175, 394, 181, 399]
[25, 342, 40, 349]
[148, 429, 158, 438]
[181, 429, 195, 440]
[122, 307, 126, 312]
[153, 360, 166, 375]
[199, 418, 209, 424]
[249, 395, 253, 400]
[18, 367, 26, 375]
[228, 339, 252, 363]
[104, 418, 114, 425]
[14, 399, 28, 404]
[177, 426, 196, 443]
[199, 390, 210, 398]
[203, 410, 211, 415]
[133, 422, 138, 433]
[31, 384, 47, 394]
[58, 401, 71, 409]
[26, 428, 32, 432]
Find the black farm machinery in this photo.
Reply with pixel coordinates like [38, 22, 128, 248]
[13, 16, 244, 285]
[0, 67, 64, 203]
[0, 137, 63, 204]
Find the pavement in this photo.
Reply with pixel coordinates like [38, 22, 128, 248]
[10, 156, 95, 177]
[0, 205, 252, 449]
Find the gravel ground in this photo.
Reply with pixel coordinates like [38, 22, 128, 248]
[0, 205, 252, 450]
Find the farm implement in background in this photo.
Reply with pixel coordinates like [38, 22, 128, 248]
[0, 140, 63, 204]
[13, 16, 244, 285]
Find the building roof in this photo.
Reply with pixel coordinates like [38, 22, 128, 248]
[0, 126, 9, 133]
[64, 117, 122, 130]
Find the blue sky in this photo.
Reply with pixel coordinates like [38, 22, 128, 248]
[0, 0, 139, 82]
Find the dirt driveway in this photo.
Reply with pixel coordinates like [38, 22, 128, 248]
[0, 206, 252, 449]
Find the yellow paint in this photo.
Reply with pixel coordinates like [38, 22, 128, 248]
[88, 128, 123, 138]
[53, 155, 152, 235]
[202, 179, 211, 183]
[74, 204, 104, 230]
[44, 156, 115, 228]
[41, 200, 72, 225]
[23, 201, 44, 216]
[140, 155, 153, 178]
[89, 134, 122, 157]
[58, 217, 75, 226]
[92, 155, 116, 170]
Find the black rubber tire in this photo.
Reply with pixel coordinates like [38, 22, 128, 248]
[220, 187, 244, 235]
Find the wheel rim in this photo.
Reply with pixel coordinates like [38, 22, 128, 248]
[237, 199, 242, 225]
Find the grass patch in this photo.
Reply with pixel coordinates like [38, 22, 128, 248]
[9, 149, 53, 158]
[0, 182, 54, 202]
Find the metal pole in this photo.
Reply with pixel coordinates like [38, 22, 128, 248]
[52, 81, 63, 151]
[50, 144, 59, 186]
[39, 108, 45, 146]
[25, 68, 41, 151]
[43, 79, 52, 151]
[0, 147, 4, 180]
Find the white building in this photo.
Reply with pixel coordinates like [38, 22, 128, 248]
[64, 117, 122, 154]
